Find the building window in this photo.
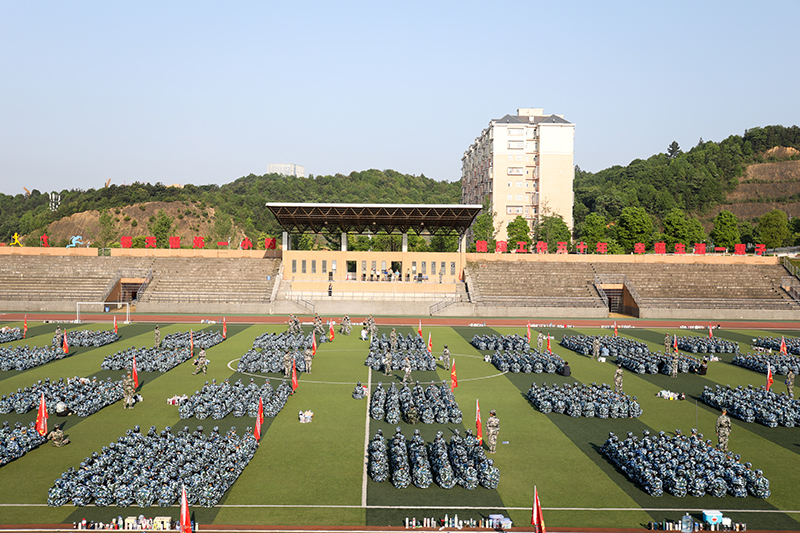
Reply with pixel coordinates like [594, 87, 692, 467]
[509, 128, 523, 136]
[508, 140, 524, 149]
[451, 262, 456, 276]
[441, 262, 446, 275]
[507, 194, 512, 201]
[507, 155, 513, 162]
[516, 181, 523, 187]
[412, 262, 417, 274]
[332, 260, 337, 272]
[311, 260, 316, 274]
[431, 262, 436, 275]
[292, 259, 297, 274]
[361, 260, 366, 273]
[507, 167, 523, 176]
[516, 195, 523, 201]
[301, 260, 306, 274]
[516, 155, 523, 161]
[323, 260, 327, 273]
[421, 261, 426, 275]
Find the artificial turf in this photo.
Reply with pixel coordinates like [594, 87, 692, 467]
[0, 319, 798, 530]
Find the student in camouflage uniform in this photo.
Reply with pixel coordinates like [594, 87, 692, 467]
[390, 328, 398, 351]
[441, 345, 450, 369]
[592, 337, 601, 360]
[486, 410, 500, 453]
[671, 355, 679, 378]
[122, 372, 136, 409]
[787, 370, 795, 398]
[154, 325, 161, 348]
[283, 350, 292, 378]
[716, 408, 732, 451]
[304, 347, 313, 374]
[383, 349, 392, 376]
[340, 315, 352, 335]
[537, 331, 544, 352]
[402, 357, 412, 385]
[614, 365, 624, 392]
[192, 348, 208, 375]
[664, 334, 671, 353]
[48, 425, 70, 447]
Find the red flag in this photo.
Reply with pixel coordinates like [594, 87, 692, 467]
[23, 315, 27, 338]
[312, 332, 317, 356]
[180, 485, 191, 533]
[451, 359, 458, 389]
[708, 324, 713, 339]
[190, 330, 194, 356]
[526, 322, 531, 342]
[673, 334, 679, 354]
[418, 320, 422, 337]
[427, 331, 433, 353]
[546, 335, 551, 353]
[476, 399, 483, 445]
[780, 336, 787, 355]
[291, 359, 298, 392]
[62, 332, 69, 355]
[614, 321, 618, 337]
[329, 321, 335, 341]
[767, 364, 774, 391]
[35, 392, 48, 436]
[531, 485, 546, 533]
[254, 397, 264, 440]
[223, 317, 227, 339]
[114, 315, 118, 334]
[132, 353, 139, 388]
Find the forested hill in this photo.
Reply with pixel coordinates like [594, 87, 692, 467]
[573, 124, 800, 226]
[0, 169, 461, 245]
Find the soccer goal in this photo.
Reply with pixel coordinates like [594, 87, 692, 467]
[76, 302, 131, 324]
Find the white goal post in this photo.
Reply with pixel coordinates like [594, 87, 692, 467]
[76, 302, 131, 324]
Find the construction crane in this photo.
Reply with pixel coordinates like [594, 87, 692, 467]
[104, 179, 111, 188]
[23, 187, 30, 198]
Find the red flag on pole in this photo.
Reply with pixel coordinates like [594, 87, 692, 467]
[254, 397, 264, 440]
[312, 332, 317, 356]
[23, 315, 27, 338]
[427, 332, 433, 353]
[527, 322, 531, 342]
[329, 321, 335, 341]
[451, 359, 458, 389]
[190, 330, 194, 356]
[35, 392, 48, 436]
[132, 353, 139, 388]
[546, 335, 551, 353]
[113, 315, 118, 334]
[780, 336, 787, 355]
[418, 320, 422, 337]
[291, 359, 298, 393]
[708, 324, 713, 338]
[614, 321, 618, 337]
[62, 332, 69, 355]
[180, 485, 191, 533]
[476, 399, 483, 445]
[673, 334, 679, 354]
[223, 317, 227, 339]
[767, 364, 774, 391]
[531, 485, 546, 533]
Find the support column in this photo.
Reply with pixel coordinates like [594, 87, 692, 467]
[402, 232, 408, 253]
[341, 232, 348, 252]
[459, 232, 467, 253]
[282, 231, 291, 251]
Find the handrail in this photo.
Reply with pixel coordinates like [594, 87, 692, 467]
[780, 276, 800, 303]
[593, 275, 609, 308]
[470, 296, 605, 308]
[135, 270, 154, 302]
[429, 294, 470, 315]
[270, 263, 284, 303]
[782, 257, 800, 279]
[101, 268, 152, 302]
[595, 273, 642, 307]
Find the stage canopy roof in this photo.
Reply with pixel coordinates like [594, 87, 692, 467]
[265, 203, 483, 236]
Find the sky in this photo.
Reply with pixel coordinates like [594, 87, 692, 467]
[1, 1, 799, 196]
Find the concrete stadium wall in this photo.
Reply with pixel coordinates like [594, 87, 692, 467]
[465, 252, 779, 265]
[136, 302, 270, 315]
[434, 304, 608, 318]
[0, 301, 78, 313]
[639, 307, 800, 320]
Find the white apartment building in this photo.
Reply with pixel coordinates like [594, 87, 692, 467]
[461, 108, 574, 241]
[267, 163, 306, 178]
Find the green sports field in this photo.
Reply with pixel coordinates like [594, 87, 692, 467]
[1, 318, 799, 530]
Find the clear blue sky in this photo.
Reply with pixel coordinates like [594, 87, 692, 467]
[2, 1, 799, 196]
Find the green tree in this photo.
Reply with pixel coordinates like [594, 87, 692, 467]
[710, 210, 740, 249]
[667, 141, 682, 160]
[660, 208, 706, 249]
[212, 215, 233, 246]
[429, 230, 459, 252]
[578, 212, 607, 250]
[470, 200, 498, 251]
[505, 216, 532, 250]
[148, 210, 174, 248]
[97, 209, 119, 248]
[756, 209, 791, 250]
[616, 207, 654, 252]
[533, 214, 571, 252]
